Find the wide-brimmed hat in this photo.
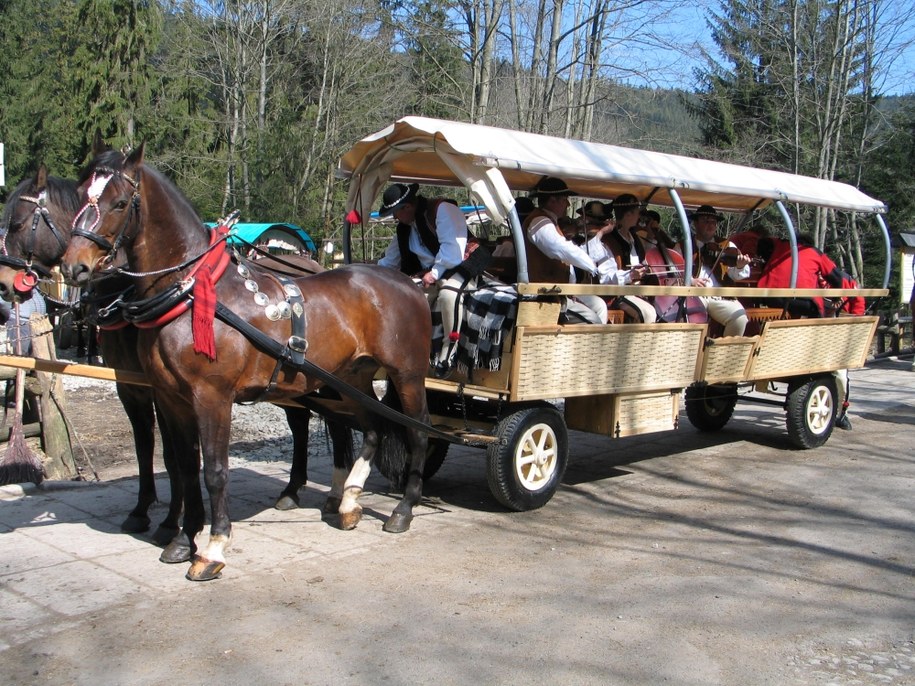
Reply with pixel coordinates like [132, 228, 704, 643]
[378, 183, 419, 217]
[577, 200, 611, 223]
[610, 193, 642, 211]
[534, 177, 577, 196]
[690, 204, 724, 221]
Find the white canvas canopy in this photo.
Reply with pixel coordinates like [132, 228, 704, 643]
[339, 116, 887, 226]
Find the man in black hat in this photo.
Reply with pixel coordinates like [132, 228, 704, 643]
[683, 204, 751, 336]
[377, 183, 470, 371]
[523, 177, 614, 324]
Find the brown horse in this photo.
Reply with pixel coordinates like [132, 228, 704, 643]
[1, 164, 353, 556]
[60, 143, 433, 581]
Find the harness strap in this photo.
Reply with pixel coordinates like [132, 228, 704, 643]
[213, 301, 460, 444]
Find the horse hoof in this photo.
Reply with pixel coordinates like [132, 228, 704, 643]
[275, 494, 299, 511]
[186, 557, 224, 582]
[322, 496, 342, 515]
[383, 512, 413, 534]
[120, 514, 151, 534]
[160, 539, 193, 564]
[339, 506, 363, 530]
[152, 524, 180, 547]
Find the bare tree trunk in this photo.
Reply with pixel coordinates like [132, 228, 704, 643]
[507, 0, 526, 129]
[525, 0, 548, 132]
[538, 0, 564, 134]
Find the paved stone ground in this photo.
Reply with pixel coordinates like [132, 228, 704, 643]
[0, 355, 913, 685]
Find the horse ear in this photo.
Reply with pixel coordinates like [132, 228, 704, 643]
[92, 129, 108, 157]
[35, 164, 48, 191]
[125, 141, 145, 168]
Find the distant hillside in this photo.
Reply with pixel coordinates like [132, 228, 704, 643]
[591, 85, 702, 154]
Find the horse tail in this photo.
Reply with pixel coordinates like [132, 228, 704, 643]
[372, 379, 412, 491]
[323, 416, 355, 471]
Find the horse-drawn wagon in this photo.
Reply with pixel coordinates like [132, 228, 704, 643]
[339, 116, 889, 510]
[0, 120, 890, 580]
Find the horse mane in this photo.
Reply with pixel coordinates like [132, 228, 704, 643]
[88, 149, 205, 232]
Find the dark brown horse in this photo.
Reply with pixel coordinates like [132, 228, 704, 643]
[0, 165, 187, 542]
[1, 165, 353, 557]
[60, 143, 433, 581]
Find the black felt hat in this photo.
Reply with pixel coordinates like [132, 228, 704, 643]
[534, 177, 577, 196]
[577, 200, 611, 222]
[378, 183, 419, 217]
[610, 193, 642, 211]
[690, 204, 724, 221]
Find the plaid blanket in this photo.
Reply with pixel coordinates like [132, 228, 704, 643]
[455, 283, 518, 377]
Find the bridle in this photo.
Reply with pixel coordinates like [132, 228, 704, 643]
[70, 166, 141, 263]
[0, 188, 66, 282]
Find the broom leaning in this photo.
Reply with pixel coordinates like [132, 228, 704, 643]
[0, 303, 45, 486]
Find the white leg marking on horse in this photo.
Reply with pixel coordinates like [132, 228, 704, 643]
[343, 457, 371, 491]
[201, 533, 230, 563]
[339, 457, 372, 514]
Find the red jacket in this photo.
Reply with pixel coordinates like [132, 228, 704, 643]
[758, 240, 842, 317]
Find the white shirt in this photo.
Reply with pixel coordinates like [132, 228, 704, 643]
[378, 201, 468, 280]
[527, 210, 614, 281]
[694, 239, 751, 286]
[584, 235, 640, 285]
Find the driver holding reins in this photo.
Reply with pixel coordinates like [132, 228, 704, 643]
[376, 183, 470, 374]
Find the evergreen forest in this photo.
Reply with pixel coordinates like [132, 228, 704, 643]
[2, 0, 914, 296]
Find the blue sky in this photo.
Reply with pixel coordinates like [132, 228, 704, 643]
[632, 2, 915, 97]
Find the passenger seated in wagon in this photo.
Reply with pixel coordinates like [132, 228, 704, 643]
[676, 205, 752, 336]
[522, 177, 615, 324]
[756, 233, 844, 318]
[584, 194, 658, 324]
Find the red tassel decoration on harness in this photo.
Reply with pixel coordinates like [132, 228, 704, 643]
[192, 264, 218, 361]
[345, 209, 362, 224]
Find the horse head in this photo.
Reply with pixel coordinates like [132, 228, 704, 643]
[61, 137, 146, 288]
[61, 137, 208, 297]
[0, 165, 80, 302]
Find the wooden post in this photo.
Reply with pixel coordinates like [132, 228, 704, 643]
[29, 315, 77, 480]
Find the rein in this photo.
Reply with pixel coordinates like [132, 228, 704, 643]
[118, 224, 232, 330]
[213, 301, 460, 444]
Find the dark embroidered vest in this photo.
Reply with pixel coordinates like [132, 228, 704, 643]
[394, 197, 452, 276]
[522, 209, 574, 283]
[603, 229, 646, 269]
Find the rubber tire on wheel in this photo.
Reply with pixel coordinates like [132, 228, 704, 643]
[786, 376, 837, 449]
[684, 383, 738, 432]
[486, 406, 568, 511]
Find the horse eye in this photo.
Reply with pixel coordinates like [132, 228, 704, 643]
[113, 199, 129, 211]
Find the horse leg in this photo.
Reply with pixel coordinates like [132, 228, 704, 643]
[115, 383, 157, 534]
[159, 414, 201, 566]
[151, 397, 185, 546]
[323, 419, 354, 515]
[186, 404, 234, 581]
[87, 324, 102, 365]
[382, 377, 430, 534]
[338, 426, 381, 530]
[275, 407, 311, 510]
